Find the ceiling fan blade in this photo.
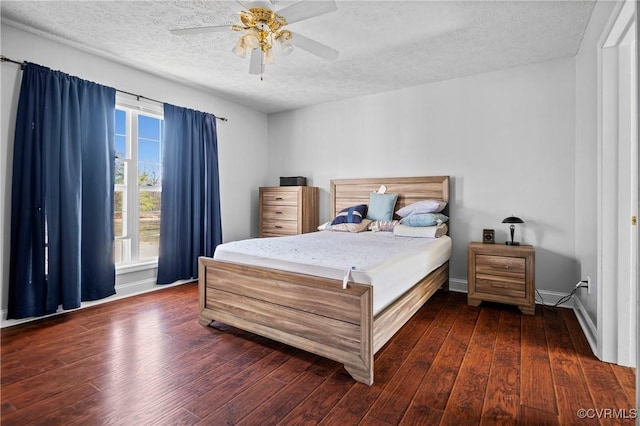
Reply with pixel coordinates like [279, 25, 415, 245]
[236, 0, 273, 10]
[169, 25, 233, 36]
[249, 48, 263, 74]
[277, 0, 337, 25]
[289, 32, 339, 61]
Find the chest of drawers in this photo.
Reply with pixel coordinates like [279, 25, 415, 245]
[467, 242, 535, 315]
[259, 186, 319, 237]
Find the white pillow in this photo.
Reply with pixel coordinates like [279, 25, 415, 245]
[393, 223, 448, 238]
[368, 220, 399, 232]
[396, 200, 447, 217]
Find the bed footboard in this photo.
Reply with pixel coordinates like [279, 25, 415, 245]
[198, 257, 375, 385]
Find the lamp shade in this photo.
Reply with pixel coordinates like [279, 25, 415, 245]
[502, 216, 524, 224]
[502, 216, 524, 245]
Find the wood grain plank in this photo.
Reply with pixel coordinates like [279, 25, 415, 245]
[520, 306, 558, 414]
[399, 405, 444, 426]
[278, 368, 356, 425]
[174, 348, 291, 420]
[410, 304, 480, 412]
[202, 376, 289, 425]
[519, 405, 561, 425]
[236, 370, 329, 425]
[480, 309, 521, 424]
[610, 364, 637, 408]
[543, 308, 599, 425]
[0, 383, 101, 426]
[439, 308, 501, 425]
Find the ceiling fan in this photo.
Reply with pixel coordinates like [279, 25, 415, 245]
[170, 0, 339, 76]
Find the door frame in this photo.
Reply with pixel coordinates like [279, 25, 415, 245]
[597, 0, 637, 367]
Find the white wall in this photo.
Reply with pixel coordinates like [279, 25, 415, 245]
[0, 24, 269, 324]
[268, 57, 578, 294]
[574, 0, 619, 326]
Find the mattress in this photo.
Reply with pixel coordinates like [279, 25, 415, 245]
[213, 231, 452, 315]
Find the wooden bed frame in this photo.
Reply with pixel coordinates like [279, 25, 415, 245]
[198, 176, 450, 385]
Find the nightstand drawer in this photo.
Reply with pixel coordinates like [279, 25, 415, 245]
[476, 254, 525, 280]
[476, 276, 525, 299]
[261, 219, 298, 236]
[261, 205, 298, 221]
[261, 191, 298, 206]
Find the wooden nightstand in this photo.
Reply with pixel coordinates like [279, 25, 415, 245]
[467, 242, 535, 315]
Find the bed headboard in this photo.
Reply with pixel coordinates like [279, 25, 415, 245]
[330, 176, 450, 219]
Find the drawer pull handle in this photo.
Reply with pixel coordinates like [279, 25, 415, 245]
[491, 283, 512, 288]
[275, 197, 284, 200]
[492, 265, 510, 269]
[275, 225, 283, 229]
[275, 211, 283, 214]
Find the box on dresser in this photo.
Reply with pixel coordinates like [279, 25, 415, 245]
[279, 176, 307, 186]
[259, 186, 319, 237]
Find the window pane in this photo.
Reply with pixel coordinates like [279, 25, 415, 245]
[138, 163, 161, 186]
[139, 190, 161, 259]
[115, 135, 126, 159]
[138, 139, 160, 163]
[115, 109, 126, 134]
[115, 159, 126, 185]
[138, 115, 161, 140]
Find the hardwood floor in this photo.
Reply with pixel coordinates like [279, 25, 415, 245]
[1, 283, 636, 425]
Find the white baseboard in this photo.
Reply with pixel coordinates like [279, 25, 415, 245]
[448, 278, 468, 293]
[447, 278, 575, 308]
[572, 295, 598, 357]
[0, 278, 194, 329]
[533, 289, 576, 308]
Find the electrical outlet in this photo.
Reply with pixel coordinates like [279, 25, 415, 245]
[587, 275, 591, 294]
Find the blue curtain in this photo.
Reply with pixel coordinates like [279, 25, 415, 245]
[156, 104, 222, 284]
[8, 63, 116, 319]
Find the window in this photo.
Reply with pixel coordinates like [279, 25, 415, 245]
[114, 97, 163, 265]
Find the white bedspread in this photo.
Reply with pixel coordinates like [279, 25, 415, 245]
[213, 231, 452, 315]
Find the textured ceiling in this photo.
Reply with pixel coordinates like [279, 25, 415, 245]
[1, 1, 596, 113]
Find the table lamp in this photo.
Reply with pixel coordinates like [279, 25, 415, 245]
[502, 216, 524, 245]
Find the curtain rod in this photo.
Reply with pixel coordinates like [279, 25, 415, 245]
[1, 55, 228, 122]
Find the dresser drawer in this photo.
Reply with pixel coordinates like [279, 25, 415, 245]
[261, 205, 298, 221]
[261, 190, 299, 206]
[475, 254, 525, 280]
[261, 219, 298, 236]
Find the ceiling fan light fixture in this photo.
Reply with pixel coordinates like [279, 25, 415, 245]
[232, 36, 247, 58]
[262, 47, 275, 65]
[244, 27, 260, 49]
[277, 31, 293, 55]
